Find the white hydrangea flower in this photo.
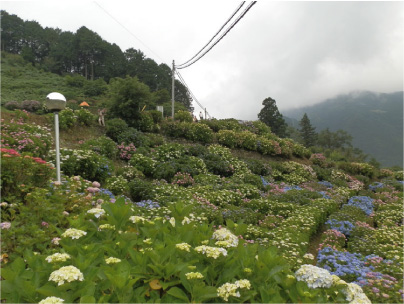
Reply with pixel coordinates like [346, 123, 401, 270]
[295, 264, 333, 289]
[185, 272, 204, 279]
[105, 257, 121, 264]
[49, 266, 84, 286]
[194, 245, 227, 259]
[235, 279, 251, 289]
[217, 282, 240, 302]
[98, 224, 116, 230]
[61, 228, 87, 239]
[38, 296, 65, 304]
[175, 243, 191, 252]
[212, 227, 239, 248]
[181, 216, 191, 225]
[129, 215, 146, 224]
[169, 217, 175, 227]
[87, 208, 105, 218]
[45, 253, 71, 263]
[342, 283, 371, 304]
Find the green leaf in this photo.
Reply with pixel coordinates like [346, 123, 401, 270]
[11, 257, 26, 274]
[80, 295, 96, 303]
[167, 287, 189, 302]
[36, 284, 61, 297]
[160, 280, 181, 290]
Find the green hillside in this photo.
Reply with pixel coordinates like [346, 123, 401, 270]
[284, 91, 403, 167]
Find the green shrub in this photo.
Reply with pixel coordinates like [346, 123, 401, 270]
[160, 120, 187, 138]
[236, 131, 258, 151]
[58, 108, 76, 130]
[105, 118, 129, 142]
[153, 143, 187, 162]
[75, 108, 96, 126]
[217, 130, 238, 148]
[257, 138, 282, 155]
[338, 162, 375, 178]
[203, 153, 234, 177]
[147, 110, 163, 124]
[243, 158, 271, 176]
[1, 149, 54, 200]
[129, 178, 154, 201]
[175, 110, 193, 122]
[129, 154, 156, 177]
[185, 123, 214, 144]
[49, 149, 113, 183]
[136, 112, 154, 132]
[80, 136, 118, 159]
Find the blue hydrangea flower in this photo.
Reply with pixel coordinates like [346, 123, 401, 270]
[261, 176, 269, 187]
[347, 196, 374, 216]
[99, 188, 115, 199]
[325, 219, 355, 236]
[283, 185, 302, 192]
[368, 182, 384, 192]
[135, 200, 160, 209]
[318, 181, 333, 188]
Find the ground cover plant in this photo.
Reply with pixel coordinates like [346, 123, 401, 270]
[1, 111, 403, 303]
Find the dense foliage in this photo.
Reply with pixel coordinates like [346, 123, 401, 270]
[1, 110, 403, 303]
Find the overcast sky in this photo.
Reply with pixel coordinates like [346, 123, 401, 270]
[1, 1, 403, 120]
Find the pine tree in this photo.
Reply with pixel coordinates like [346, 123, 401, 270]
[258, 97, 288, 138]
[299, 113, 317, 147]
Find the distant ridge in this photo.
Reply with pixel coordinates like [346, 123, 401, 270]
[283, 91, 403, 167]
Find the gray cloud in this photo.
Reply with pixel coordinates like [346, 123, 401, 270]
[2, 1, 402, 120]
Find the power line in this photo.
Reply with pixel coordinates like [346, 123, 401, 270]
[176, 1, 246, 67]
[176, 1, 257, 70]
[93, 2, 167, 64]
[176, 70, 211, 119]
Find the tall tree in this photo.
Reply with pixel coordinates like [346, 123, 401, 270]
[108, 76, 154, 127]
[258, 97, 288, 137]
[299, 113, 317, 147]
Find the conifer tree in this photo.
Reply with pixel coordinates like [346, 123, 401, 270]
[258, 97, 288, 138]
[299, 113, 317, 147]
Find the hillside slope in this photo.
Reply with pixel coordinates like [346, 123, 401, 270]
[284, 91, 403, 167]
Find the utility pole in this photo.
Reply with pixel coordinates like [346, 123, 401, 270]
[171, 60, 175, 119]
[205, 108, 207, 120]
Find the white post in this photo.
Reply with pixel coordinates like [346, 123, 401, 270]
[171, 60, 175, 119]
[54, 112, 61, 183]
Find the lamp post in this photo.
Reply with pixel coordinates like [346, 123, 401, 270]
[46, 92, 66, 183]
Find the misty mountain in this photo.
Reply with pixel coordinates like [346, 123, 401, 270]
[283, 91, 403, 167]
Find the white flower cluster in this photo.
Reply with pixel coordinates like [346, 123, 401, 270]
[98, 224, 116, 230]
[181, 213, 207, 225]
[332, 275, 371, 304]
[295, 264, 333, 289]
[194, 245, 227, 259]
[212, 227, 238, 248]
[105, 257, 121, 264]
[38, 296, 64, 304]
[61, 228, 87, 239]
[185, 272, 204, 279]
[45, 253, 71, 263]
[87, 208, 105, 218]
[217, 279, 251, 302]
[129, 215, 146, 224]
[175, 243, 191, 252]
[49, 265, 84, 286]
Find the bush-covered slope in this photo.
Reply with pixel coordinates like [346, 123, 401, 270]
[1, 109, 403, 303]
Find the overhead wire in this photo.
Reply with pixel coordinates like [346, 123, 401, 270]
[94, 2, 167, 64]
[176, 1, 246, 68]
[176, 70, 212, 119]
[176, 1, 257, 70]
